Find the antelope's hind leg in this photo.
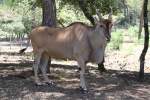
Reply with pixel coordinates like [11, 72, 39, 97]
[40, 54, 53, 85]
[33, 53, 43, 85]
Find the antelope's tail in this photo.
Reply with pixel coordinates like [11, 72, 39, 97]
[19, 38, 30, 54]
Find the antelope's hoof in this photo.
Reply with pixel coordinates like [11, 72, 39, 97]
[77, 67, 81, 72]
[45, 81, 54, 86]
[79, 86, 88, 94]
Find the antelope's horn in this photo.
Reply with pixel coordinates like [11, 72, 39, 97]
[96, 9, 102, 20]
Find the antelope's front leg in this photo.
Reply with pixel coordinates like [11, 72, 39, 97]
[77, 58, 87, 93]
[98, 57, 107, 72]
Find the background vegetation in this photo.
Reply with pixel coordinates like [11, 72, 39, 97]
[0, 0, 147, 50]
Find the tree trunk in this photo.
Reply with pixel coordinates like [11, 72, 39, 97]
[78, 0, 95, 25]
[138, 1, 144, 39]
[42, 0, 56, 27]
[139, 0, 149, 80]
[42, 0, 57, 73]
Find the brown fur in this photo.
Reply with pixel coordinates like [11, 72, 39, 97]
[29, 21, 111, 62]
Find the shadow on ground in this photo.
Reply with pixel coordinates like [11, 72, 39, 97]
[0, 61, 150, 100]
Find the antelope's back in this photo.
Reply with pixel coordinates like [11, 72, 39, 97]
[29, 23, 91, 59]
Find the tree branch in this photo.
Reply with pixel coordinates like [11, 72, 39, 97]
[78, 0, 95, 25]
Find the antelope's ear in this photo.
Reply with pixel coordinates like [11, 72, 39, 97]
[93, 15, 99, 24]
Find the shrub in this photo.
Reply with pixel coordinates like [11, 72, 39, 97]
[128, 26, 138, 37]
[108, 29, 123, 50]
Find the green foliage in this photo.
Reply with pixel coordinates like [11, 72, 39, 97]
[0, 0, 42, 38]
[57, 4, 89, 26]
[108, 29, 123, 50]
[0, 10, 25, 38]
[21, 7, 42, 33]
[2, 0, 14, 6]
[127, 0, 143, 12]
[58, 0, 118, 14]
[0, 29, 9, 38]
[3, 0, 23, 7]
[0, 1, 41, 38]
[127, 26, 144, 44]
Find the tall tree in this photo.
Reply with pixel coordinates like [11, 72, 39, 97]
[139, 0, 149, 80]
[42, 0, 56, 27]
[42, 0, 57, 72]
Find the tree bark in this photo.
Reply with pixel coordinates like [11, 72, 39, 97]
[139, 0, 149, 80]
[42, 0, 56, 27]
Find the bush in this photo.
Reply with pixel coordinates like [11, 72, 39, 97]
[128, 26, 138, 37]
[57, 4, 89, 26]
[108, 29, 123, 50]
[127, 26, 145, 44]
[0, 13, 25, 38]
[0, 1, 42, 39]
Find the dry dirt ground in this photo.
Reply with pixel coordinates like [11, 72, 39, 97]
[0, 40, 150, 100]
